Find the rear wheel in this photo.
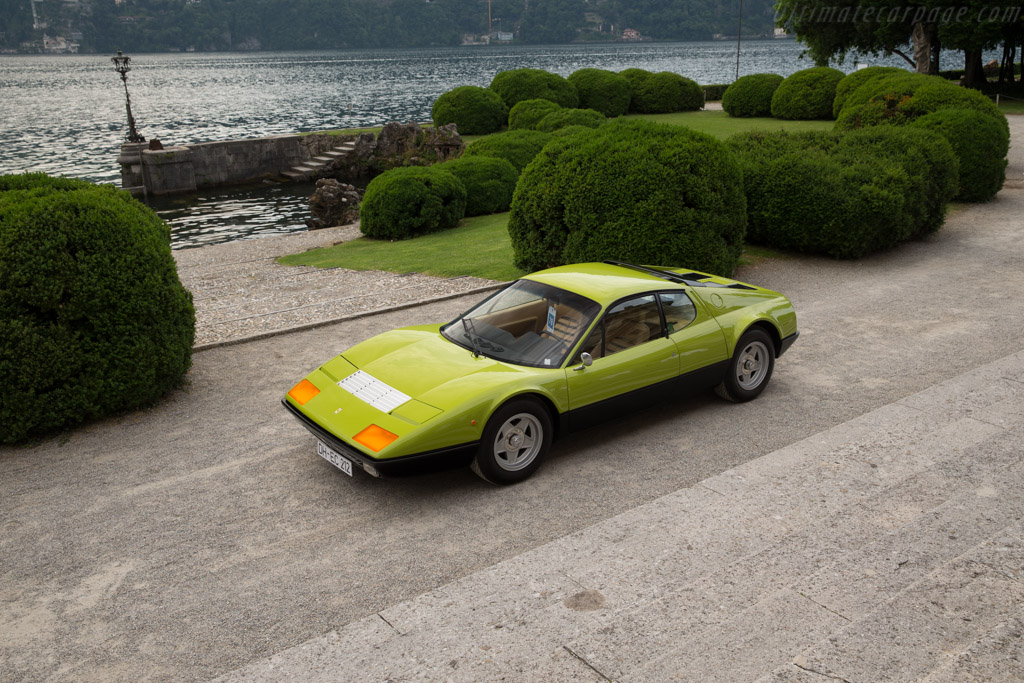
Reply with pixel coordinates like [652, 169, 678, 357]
[471, 399, 552, 485]
[715, 328, 775, 402]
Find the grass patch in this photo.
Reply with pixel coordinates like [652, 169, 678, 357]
[737, 244, 791, 268]
[625, 110, 836, 139]
[279, 212, 523, 281]
[282, 211, 789, 282]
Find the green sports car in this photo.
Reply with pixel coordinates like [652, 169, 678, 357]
[283, 261, 798, 484]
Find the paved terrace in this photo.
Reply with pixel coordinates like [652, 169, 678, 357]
[0, 116, 1021, 682]
[222, 349, 1024, 682]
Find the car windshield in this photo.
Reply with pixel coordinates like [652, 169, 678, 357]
[442, 279, 601, 368]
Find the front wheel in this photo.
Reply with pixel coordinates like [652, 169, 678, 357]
[471, 399, 552, 485]
[715, 328, 776, 403]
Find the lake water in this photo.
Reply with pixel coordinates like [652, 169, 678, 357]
[0, 42, 980, 248]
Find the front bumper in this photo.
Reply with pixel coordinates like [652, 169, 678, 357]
[282, 400, 478, 478]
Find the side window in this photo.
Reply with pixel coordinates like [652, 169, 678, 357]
[660, 292, 696, 334]
[603, 295, 661, 356]
[575, 321, 605, 362]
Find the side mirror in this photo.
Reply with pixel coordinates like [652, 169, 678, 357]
[572, 352, 593, 372]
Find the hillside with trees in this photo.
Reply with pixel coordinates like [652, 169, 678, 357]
[0, 0, 779, 53]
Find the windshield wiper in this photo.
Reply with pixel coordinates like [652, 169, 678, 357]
[462, 317, 482, 358]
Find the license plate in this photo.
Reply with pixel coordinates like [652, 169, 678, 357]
[317, 440, 353, 477]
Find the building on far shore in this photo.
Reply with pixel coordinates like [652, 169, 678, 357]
[621, 28, 642, 41]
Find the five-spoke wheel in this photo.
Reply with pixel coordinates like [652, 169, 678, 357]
[716, 327, 776, 402]
[472, 399, 552, 484]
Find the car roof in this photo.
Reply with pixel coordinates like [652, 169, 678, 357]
[522, 262, 687, 306]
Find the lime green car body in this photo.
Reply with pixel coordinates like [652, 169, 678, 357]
[283, 262, 798, 478]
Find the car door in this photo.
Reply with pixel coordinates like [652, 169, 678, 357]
[564, 294, 678, 429]
[659, 290, 730, 388]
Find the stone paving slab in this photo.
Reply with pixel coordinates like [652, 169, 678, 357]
[218, 349, 1024, 682]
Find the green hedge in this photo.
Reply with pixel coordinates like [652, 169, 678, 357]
[508, 98, 562, 130]
[726, 127, 957, 258]
[462, 129, 554, 173]
[623, 69, 704, 113]
[911, 108, 1008, 202]
[360, 166, 467, 240]
[722, 73, 784, 117]
[567, 68, 632, 117]
[508, 119, 746, 275]
[832, 66, 907, 117]
[436, 156, 519, 216]
[550, 124, 597, 138]
[535, 108, 606, 133]
[431, 85, 508, 135]
[0, 174, 195, 444]
[834, 126, 959, 235]
[702, 83, 729, 101]
[834, 72, 1009, 138]
[489, 68, 578, 109]
[771, 67, 845, 120]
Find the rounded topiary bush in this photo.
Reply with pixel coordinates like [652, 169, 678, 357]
[550, 125, 596, 138]
[832, 66, 907, 117]
[360, 166, 467, 240]
[436, 156, 519, 216]
[489, 68, 578, 109]
[770, 67, 845, 120]
[508, 119, 746, 275]
[431, 85, 508, 135]
[722, 73, 784, 117]
[911, 108, 1008, 202]
[508, 98, 562, 130]
[567, 68, 632, 117]
[834, 72, 1008, 140]
[535, 108, 606, 133]
[835, 126, 959, 235]
[0, 174, 195, 444]
[627, 71, 704, 113]
[726, 127, 958, 258]
[462, 129, 554, 173]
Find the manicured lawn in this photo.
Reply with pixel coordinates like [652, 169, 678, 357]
[279, 212, 524, 281]
[625, 110, 836, 138]
[998, 99, 1024, 115]
[281, 212, 784, 282]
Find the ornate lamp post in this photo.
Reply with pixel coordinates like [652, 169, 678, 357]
[111, 50, 145, 143]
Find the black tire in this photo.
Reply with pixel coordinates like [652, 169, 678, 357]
[471, 398, 553, 485]
[715, 327, 776, 403]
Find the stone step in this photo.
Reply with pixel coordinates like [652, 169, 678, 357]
[291, 164, 318, 173]
[311, 156, 334, 164]
[756, 526, 1024, 683]
[334, 143, 357, 151]
[280, 170, 308, 181]
[321, 150, 346, 158]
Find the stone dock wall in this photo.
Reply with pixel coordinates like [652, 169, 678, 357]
[119, 134, 337, 197]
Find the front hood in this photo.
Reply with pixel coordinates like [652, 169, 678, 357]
[326, 326, 532, 411]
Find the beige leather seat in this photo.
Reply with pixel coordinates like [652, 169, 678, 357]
[604, 309, 650, 354]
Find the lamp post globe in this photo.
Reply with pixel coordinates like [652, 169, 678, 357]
[112, 50, 145, 144]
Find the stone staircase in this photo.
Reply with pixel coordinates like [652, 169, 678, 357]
[281, 140, 358, 182]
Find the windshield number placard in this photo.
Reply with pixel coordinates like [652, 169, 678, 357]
[546, 305, 556, 334]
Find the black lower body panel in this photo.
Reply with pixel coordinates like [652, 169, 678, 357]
[282, 400, 478, 477]
[562, 360, 730, 434]
[778, 331, 799, 357]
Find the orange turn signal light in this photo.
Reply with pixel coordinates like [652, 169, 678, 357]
[288, 379, 320, 405]
[353, 424, 399, 453]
